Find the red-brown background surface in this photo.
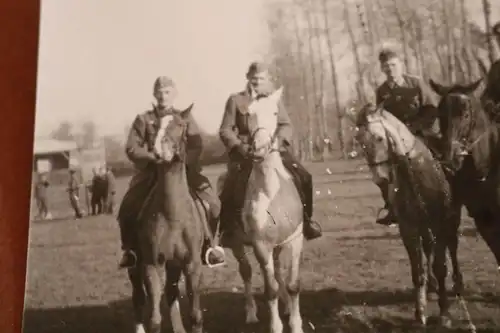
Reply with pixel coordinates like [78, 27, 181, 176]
[0, 1, 40, 332]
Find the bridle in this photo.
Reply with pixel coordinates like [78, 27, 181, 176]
[357, 109, 417, 168]
[248, 126, 280, 163]
[441, 92, 495, 159]
[159, 121, 188, 163]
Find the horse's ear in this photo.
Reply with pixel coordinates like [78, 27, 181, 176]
[459, 78, 483, 94]
[180, 103, 194, 118]
[476, 55, 489, 76]
[270, 86, 284, 102]
[429, 79, 448, 96]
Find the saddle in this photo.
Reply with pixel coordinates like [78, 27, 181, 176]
[117, 171, 210, 225]
[219, 161, 253, 229]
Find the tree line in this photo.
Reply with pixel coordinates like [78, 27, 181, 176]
[265, 0, 500, 161]
[48, 0, 500, 169]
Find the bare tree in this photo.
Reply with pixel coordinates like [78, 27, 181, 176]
[342, 0, 365, 104]
[482, 0, 496, 64]
[322, 0, 346, 158]
[392, 0, 411, 70]
[291, 2, 314, 160]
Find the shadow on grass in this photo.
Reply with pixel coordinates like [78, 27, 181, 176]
[25, 286, 498, 333]
[336, 226, 482, 242]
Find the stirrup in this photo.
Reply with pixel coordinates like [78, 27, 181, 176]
[205, 246, 226, 269]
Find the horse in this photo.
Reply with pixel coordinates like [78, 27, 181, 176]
[429, 78, 500, 269]
[349, 103, 459, 328]
[217, 87, 305, 333]
[127, 104, 212, 333]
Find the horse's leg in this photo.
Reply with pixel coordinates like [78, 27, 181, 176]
[284, 233, 304, 333]
[143, 263, 166, 333]
[254, 241, 283, 333]
[183, 259, 204, 333]
[165, 263, 186, 333]
[231, 244, 258, 324]
[432, 231, 452, 328]
[447, 203, 464, 295]
[128, 267, 147, 333]
[273, 247, 291, 316]
[474, 214, 500, 268]
[421, 226, 437, 295]
[399, 225, 427, 326]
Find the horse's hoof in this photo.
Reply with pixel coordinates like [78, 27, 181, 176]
[415, 313, 427, 327]
[134, 323, 146, 333]
[245, 312, 259, 324]
[191, 325, 203, 333]
[149, 322, 162, 333]
[439, 315, 452, 329]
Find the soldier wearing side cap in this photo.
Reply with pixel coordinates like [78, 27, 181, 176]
[373, 47, 441, 226]
[67, 167, 84, 219]
[218, 61, 322, 241]
[116, 76, 225, 269]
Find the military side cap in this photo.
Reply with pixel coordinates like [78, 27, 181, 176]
[378, 47, 399, 63]
[246, 61, 270, 77]
[153, 76, 176, 92]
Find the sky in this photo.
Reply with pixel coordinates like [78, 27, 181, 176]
[34, 0, 499, 139]
[34, 0, 269, 138]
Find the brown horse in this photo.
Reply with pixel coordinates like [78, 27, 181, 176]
[127, 104, 213, 333]
[350, 103, 458, 328]
[429, 78, 500, 269]
[217, 87, 305, 333]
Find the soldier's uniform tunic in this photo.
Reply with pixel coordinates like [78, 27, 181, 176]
[117, 106, 221, 263]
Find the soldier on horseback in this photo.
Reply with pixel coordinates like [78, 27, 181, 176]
[373, 47, 441, 226]
[218, 61, 322, 241]
[117, 76, 225, 269]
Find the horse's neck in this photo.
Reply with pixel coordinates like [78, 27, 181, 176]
[467, 109, 500, 177]
[156, 162, 191, 218]
[391, 139, 432, 188]
[381, 113, 416, 156]
[248, 151, 290, 198]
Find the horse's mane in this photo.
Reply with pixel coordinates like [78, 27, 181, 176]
[439, 82, 500, 177]
[353, 103, 377, 127]
[354, 103, 448, 210]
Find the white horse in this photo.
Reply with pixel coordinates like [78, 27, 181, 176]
[218, 87, 305, 333]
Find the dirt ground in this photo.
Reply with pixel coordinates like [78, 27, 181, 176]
[23, 160, 500, 333]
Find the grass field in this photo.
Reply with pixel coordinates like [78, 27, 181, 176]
[23, 160, 500, 333]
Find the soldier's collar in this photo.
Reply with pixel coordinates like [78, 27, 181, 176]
[388, 76, 406, 88]
[153, 104, 175, 118]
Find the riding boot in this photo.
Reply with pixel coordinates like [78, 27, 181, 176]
[291, 163, 322, 240]
[118, 218, 137, 269]
[280, 151, 322, 240]
[376, 180, 397, 226]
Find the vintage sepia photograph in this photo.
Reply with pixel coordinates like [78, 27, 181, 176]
[23, 0, 500, 332]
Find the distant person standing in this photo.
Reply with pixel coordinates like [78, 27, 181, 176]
[90, 167, 105, 215]
[34, 172, 51, 220]
[67, 168, 84, 219]
[104, 166, 116, 214]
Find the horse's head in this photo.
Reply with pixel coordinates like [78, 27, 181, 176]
[157, 104, 194, 165]
[429, 78, 483, 172]
[247, 86, 284, 162]
[350, 103, 416, 183]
